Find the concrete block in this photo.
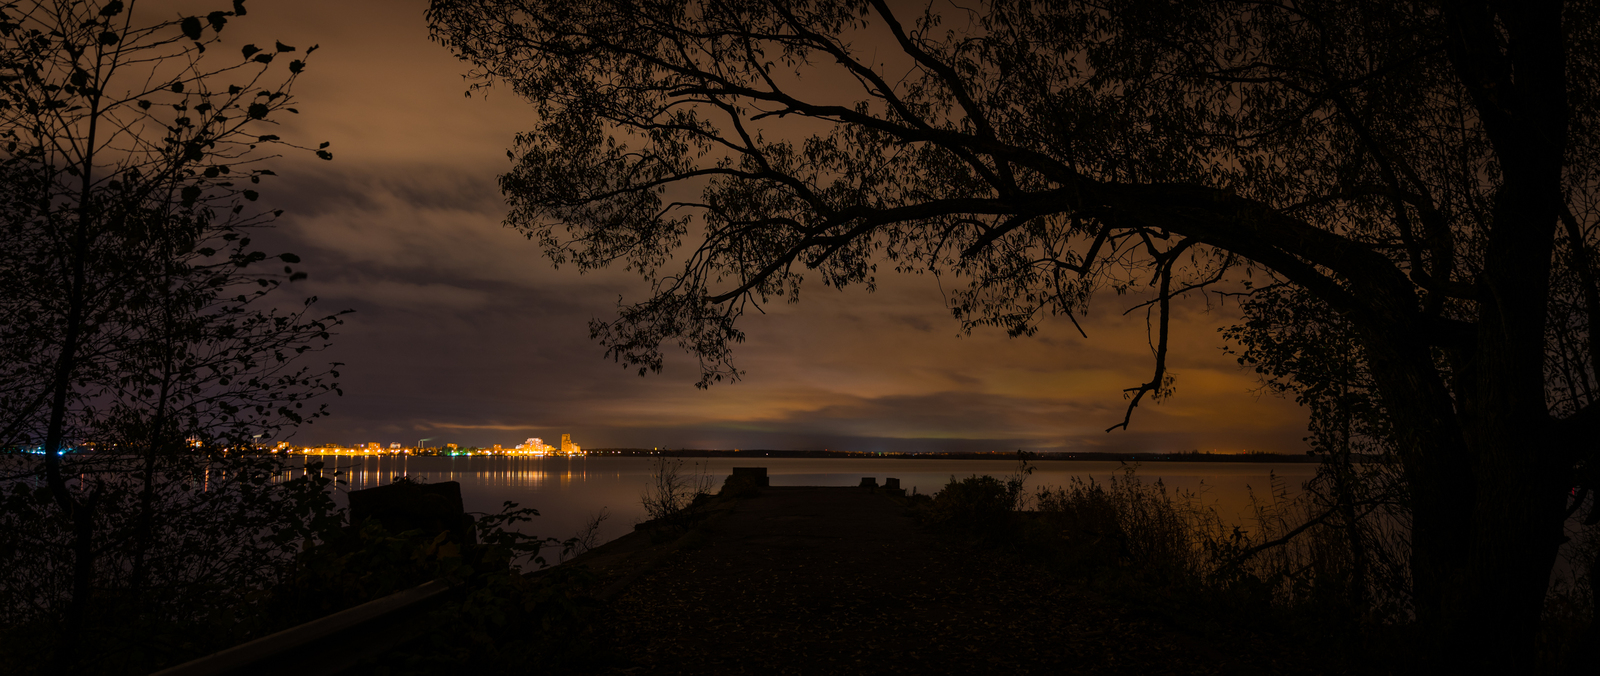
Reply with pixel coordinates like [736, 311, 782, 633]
[732, 466, 770, 487]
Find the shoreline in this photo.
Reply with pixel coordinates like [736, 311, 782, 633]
[591, 449, 1328, 463]
[288, 449, 1334, 463]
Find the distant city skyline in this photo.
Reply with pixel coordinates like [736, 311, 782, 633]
[278, 432, 586, 456]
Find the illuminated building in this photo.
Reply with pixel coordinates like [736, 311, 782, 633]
[550, 434, 583, 456]
[515, 438, 553, 456]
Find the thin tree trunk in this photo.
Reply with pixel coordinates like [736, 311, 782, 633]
[129, 359, 174, 597]
[44, 78, 108, 671]
[42, 209, 91, 673]
[42, 212, 90, 641]
[130, 270, 179, 597]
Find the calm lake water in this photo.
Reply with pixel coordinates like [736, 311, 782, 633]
[304, 455, 1321, 550]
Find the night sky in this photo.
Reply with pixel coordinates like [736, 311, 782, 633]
[193, 0, 1309, 453]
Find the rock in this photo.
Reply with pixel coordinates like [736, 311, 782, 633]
[347, 480, 476, 544]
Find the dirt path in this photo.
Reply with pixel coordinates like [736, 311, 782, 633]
[590, 487, 1317, 675]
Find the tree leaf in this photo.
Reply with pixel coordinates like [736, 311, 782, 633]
[180, 16, 202, 40]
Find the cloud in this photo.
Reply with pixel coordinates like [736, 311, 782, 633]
[302, 277, 493, 311]
[205, 0, 1312, 456]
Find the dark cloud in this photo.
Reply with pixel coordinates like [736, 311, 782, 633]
[270, 163, 506, 218]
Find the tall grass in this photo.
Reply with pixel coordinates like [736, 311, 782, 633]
[1031, 469, 1211, 585]
[1019, 463, 1415, 619]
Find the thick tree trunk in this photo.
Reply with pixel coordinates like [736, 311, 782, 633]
[1397, 403, 1567, 670]
[1397, 191, 1567, 671]
[1438, 436, 1566, 669]
[1354, 293, 1566, 669]
[1438, 223, 1566, 667]
[1407, 3, 1572, 668]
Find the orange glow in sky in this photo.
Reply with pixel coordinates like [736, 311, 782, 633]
[179, 0, 1310, 453]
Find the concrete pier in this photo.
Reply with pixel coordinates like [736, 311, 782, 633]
[578, 486, 1307, 675]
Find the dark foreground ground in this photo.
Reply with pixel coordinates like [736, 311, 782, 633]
[573, 487, 1325, 675]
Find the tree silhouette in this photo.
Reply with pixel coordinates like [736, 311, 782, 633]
[429, 0, 1598, 666]
[0, 1, 343, 668]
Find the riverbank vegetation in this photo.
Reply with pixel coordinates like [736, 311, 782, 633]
[918, 457, 1599, 673]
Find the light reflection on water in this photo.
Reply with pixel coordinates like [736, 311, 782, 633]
[292, 455, 1321, 549]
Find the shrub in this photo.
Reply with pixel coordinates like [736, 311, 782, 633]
[639, 458, 713, 532]
[925, 474, 1017, 536]
[0, 455, 341, 675]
